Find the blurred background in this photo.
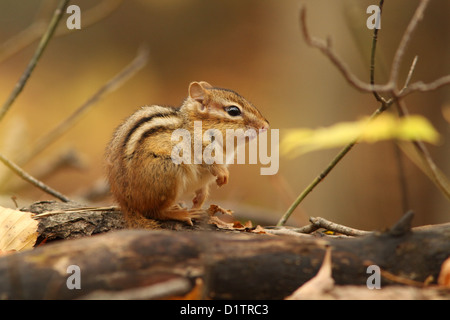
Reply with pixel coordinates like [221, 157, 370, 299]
[0, 0, 448, 229]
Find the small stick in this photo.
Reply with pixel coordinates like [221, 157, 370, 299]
[379, 268, 427, 287]
[33, 206, 120, 219]
[277, 140, 357, 226]
[391, 56, 419, 215]
[400, 74, 450, 97]
[369, 0, 386, 103]
[264, 224, 320, 235]
[0, 0, 123, 64]
[0, 153, 70, 202]
[309, 217, 372, 237]
[396, 99, 450, 200]
[299, 6, 394, 94]
[0, 0, 69, 123]
[388, 0, 430, 88]
[19, 46, 149, 165]
[299, 1, 447, 99]
[402, 56, 419, 92]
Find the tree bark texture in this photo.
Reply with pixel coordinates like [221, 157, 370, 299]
[1, 219, 449, 299]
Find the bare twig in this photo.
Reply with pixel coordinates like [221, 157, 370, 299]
[0, 0, 123, 64]
[0, 153, 70, 202]
[33, 205, 119, 219]
[277, 103, 387, 226]
[309, 217, 372, 237]
[396, 100, 450, 200]
[394, 57, 450, 200]
[299, 1, 444, 100]
[379, 268, 429, 287]
[391, 56, 419, 214]
[264, 224, 319, 236]
[0, 0, 70, 123]
[299, 6, 394, 94]
[3, 149, 85, 193]
[400, 74, 450, 96]
[18, 46, 149, 165]
[402, 56, 419, 92]
[370, 0, 386, 103]
[388, 0, 430, 89]
[278, 139, 358, 226]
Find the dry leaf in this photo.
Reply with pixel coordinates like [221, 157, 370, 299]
[286, 247, 334, 299]
[206, 204, 233, 217]
[171, 278, 204, 300]
[209, 216, 235, 229]
[438, 257, 450, 288]
[0, 206, 39, 252]
[243, 220, 253, 229]
[250, 225, 267, 234]
[233, 221, 244, 229]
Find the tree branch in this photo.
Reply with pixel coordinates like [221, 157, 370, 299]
[0, 153, 70, 202]
[17, 46, 149, 165]
[0, 0, 70, 123]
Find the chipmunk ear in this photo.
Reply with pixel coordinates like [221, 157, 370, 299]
[189, 81, 212, 103]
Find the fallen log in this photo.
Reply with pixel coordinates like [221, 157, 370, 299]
[0, 210, 449, 299]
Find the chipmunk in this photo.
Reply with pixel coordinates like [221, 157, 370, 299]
[105, 81, 269, 228]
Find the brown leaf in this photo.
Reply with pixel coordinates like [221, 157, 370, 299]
[243, 220, 253, 229]
[233, 221, 244, 229]
[209, 216, 235, 229]
[250, 225, 267, 234]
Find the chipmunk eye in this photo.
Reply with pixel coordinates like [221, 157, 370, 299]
[224, 105, 241, 117]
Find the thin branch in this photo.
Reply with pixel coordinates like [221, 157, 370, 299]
[277, 140, 357, 226]
[379, 268, 428, 287]
[0, 0, 123, 64]
[0, 0, 70, 123]
[299, 6, 394, 94]
[33, 205, 119, 219]
[277, 103, 387, 226]
[395, 56, 450, 200]
[390, 56, 419, 214]
[300, 1, 445, 99]
[3, 149, 85, 193]
[370, 0, 386, 103]
[396, 99, 450, 200]
[402, 55, 419, 91]
[309, 217, 372, 237]
[388, 0, 430, 88]
[18, 46, 149, 165]
[400, 74, 450, 97]
[0, 153, 70, 202]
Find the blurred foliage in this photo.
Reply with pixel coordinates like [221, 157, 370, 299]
[0, 0, 448, 229]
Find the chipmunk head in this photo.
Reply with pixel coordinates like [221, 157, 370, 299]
[182, 81, 269, 134]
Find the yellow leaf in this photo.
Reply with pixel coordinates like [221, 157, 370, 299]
[282, 114, 439, 158]
[0, 206, 39, 252]
[397, 116, 440, 142]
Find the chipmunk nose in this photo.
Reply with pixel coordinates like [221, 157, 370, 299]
[260, 120, 269, 132]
